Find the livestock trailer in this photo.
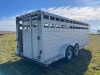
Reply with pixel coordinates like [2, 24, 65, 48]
[16, 10, 89, 66]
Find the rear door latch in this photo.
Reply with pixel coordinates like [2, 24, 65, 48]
[37, 36, 40, 40]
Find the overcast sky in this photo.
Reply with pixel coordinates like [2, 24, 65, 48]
[0, 0, 100, 32]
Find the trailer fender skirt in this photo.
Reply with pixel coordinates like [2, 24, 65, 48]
[60, 42, 78, 57]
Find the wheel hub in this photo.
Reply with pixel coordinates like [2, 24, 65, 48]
[67, 50, 72, 59]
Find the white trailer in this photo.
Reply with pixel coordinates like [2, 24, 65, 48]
[16, 10, 89, 66]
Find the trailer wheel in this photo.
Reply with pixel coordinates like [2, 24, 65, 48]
[65, 46, 73, 61]
[73, 44, 79, 57]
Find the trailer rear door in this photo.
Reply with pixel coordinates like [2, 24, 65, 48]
[22, 15, 40, 59]
[23, 18, 32, 59]
[31, 19, 39, 59]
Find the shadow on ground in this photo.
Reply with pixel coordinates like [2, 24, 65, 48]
[0, 49, 92, 75]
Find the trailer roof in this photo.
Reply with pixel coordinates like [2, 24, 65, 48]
[17, 10, 89, 25]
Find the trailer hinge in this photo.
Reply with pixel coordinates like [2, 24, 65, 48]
[37, 36, 40, 40]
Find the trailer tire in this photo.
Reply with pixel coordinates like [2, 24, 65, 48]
[73, 44, 79, 57]
[65, 46, 73, 61]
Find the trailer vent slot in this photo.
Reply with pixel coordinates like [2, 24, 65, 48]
[32, 24, 37, 28]
[19, 20, 23, 24]
[50, 24, 55, 28]
[61, 25, 66, 28]
[31, 14, 38, 17]
[23, 26, 27, 29]
[43, 15, 49, 20]
[61, 19, 65, 22]
[66, 20, 69, 23]
[55, 25, 59, 28]
[27, 25, 30, 29]
[44, 24, 49, 28]
[66, 26, 69, 29]
[20, 27, 23, 30]
[32, 18, 38, 20]
[50, 16, 55, 20]
[56, 18, 60, 21]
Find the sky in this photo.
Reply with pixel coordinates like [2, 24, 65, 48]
[0, 0, 100, 33]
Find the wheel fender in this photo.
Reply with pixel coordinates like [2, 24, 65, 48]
[60, 42, 78, 57]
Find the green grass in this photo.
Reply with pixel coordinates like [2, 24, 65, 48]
[0, 34, 100, 75]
